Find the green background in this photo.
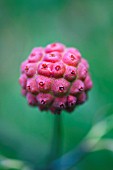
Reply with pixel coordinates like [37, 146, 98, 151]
[0, 0, 113, 169]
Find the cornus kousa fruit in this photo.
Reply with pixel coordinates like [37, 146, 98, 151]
[19, 42, 93, 114]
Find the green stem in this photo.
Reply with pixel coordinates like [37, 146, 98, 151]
[46, 114, 62, 170]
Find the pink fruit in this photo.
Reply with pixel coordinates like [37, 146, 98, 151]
[36, 93, 54, 108]
[81, 58, 89, 69]
[19, 74, 27, 89]
[26, 93, 37, 106]
[64, 65, 77, 81]
[36, 75, 52, 93]
[67, 95, 77, 108]
[26, 78, 39, 94]
[20, 60, 28, 73]
[28, 47, 43, 63]
[84, 74, 93, 91]
[51, 78, 70, 96]
[45, 42, 65, 53]
[51, 62, 65, 78]
[62, 48, 81, 67]
[77, 92, 87, 104]
[24, 63, 37, 77]
[70, 79, 84, 95]
[37, 61, 52, 77]
[19, 42, 93, 114]
[77, 63, 88, 80]
[67, 48, 81, 61]
[52, 96, 67, 110]
[43, 52, 61, 63]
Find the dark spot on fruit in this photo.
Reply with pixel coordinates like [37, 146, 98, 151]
[39, 81, 44, 86]
[50, 53, 55, 57]
[27, 86, 31, 90]
[84, 69, 87, 74]
[70, 55, 75, 61]
[41, 100, 45, 104]
[79, 86, 83, 91]
[25, 66, 29, 71]
[60, 104, 64, 108]
[70, 102, 74, 106]
[71, 70, 75, 75]
[42, 64, 47, 68]
[59, 86, 64, 91]
[55, 65, 61, 71]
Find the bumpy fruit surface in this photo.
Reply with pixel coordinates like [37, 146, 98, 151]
[19, 42, 93, 114]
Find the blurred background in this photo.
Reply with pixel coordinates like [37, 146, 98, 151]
[0, 0, 113, 169]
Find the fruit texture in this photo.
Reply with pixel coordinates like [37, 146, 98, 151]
[19, 43, 93, 114]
